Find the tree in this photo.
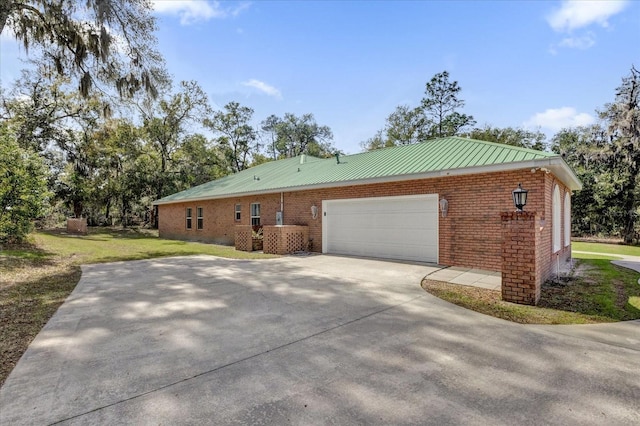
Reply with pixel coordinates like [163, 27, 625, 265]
[1, 0, 166, 98]
[385, 105, 429, 146]
[602, 66, 640, 243]
[1, 69, 111, 220]
[1, 69, 102, 156]
[361, 71, 475, 151]
[551, 125, 614, 236]
[261, 113, 336, 158]
[360, 129, 390, 151]
[0, 125, 50, 243]
[260, 114, 280, 160]
[422, 71, 475, 138]
[205, 102, 258, 173]
[360, 106, 428, 151]
[141, 81, 210, 203]
[82, 119, 152, 226]
[174, 133, 228, 188]
[466, 125, 547, 151]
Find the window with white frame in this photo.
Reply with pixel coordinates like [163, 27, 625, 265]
[564, 193, 571, 247]
[186, 207, 192, 230]
[250, 203, 261, 226]
[235, 204, 241, 221]
[197, 207, 203, 230]
[553, 185, 561, 253]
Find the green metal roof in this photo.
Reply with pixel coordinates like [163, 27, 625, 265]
[154, 136, 579, 204]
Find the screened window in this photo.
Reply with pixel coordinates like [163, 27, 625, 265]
[564, 193, 571, 247]
[553, 185, 561, 253]
[197, 207, 203, 230]
[250, 203, 261, 226]
[235, 204, 241, 221]
[186, 208, 192, 230]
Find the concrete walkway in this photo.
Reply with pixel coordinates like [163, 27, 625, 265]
[426, 251, 640, 291]
[425, 266, 502, 290]
[1, 255, 639, 425]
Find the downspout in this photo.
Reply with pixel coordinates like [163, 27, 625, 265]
[280, 192, 284, 214]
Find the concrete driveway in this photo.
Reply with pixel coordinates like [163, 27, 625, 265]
[1, 255, 639, 425]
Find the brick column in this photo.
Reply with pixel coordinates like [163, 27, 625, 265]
[263, 226, 309, 254]
[235, 225, 253, 252]
[66, 218, 87, 234]
[501, 211, 541, 305]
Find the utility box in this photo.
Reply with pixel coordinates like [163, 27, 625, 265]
[275, 211, 283, 226]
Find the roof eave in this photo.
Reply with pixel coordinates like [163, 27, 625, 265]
[152, 157, 582, 206]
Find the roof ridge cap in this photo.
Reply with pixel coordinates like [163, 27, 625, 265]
[448, 136, 557, 157]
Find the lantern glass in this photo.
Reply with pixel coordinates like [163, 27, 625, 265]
[512, 183, 528, 211]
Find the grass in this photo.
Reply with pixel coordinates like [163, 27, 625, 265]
[572, 241, 640, 257]
[422, 242, 640, 325]
[0, 227, 275, 386]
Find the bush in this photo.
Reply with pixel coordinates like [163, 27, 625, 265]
[0, 130, 50, 243]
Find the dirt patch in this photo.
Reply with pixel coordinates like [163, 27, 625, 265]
[614, 280, 628, 309]
[573, 261, 596, 276]
[0, 257, 80, 386]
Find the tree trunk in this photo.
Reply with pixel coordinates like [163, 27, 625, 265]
[152, 205, 158, 229]
[622, 217, 635, 244]
[105, 199, 111, 223]
[621, 182, 637, 244]
[73, 200, 83, 218]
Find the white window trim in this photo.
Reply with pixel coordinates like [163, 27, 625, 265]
[235, 204, 241, 221]
[250, 203, 261, 226]
[186, 207, 192, 230]
[196, 207, 203, 230]
[564, 193, 571, 247]
[553, 185, 561, 253]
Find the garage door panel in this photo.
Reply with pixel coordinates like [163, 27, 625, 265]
[323, 195, 438, 263]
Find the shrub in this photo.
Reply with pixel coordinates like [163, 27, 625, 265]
[0, 130, 50, 244]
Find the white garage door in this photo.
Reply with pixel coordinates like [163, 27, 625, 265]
[322, 194, 438, 263]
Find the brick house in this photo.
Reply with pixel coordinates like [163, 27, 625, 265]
[154, 137, 581, 285]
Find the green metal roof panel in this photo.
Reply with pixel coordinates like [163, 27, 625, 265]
[155, 136, 560, 204]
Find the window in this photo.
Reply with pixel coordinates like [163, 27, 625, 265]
[235, 204, 241, 221]
[197, 207, 203, 230]
[553, 185, 561, 253]
[186, 207, 192, 230]
[250, 203, 261, 226]
[564, 193, 571, 247]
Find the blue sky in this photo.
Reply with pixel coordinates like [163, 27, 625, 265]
[1, 1, 638, 154]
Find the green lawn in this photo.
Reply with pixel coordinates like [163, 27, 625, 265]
[0, 227, 275, 385]
[572, 241, 640, 257]
[32, 228, 274, 263]
[423, 241, 640, 325]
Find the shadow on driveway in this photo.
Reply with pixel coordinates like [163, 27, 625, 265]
[1, 255, 639, 425]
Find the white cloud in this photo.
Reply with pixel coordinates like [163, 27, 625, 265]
[547, 0, 628, 32]
[242, 79, 282, 99]
[152, 1, 250, 25]
[525, 107, 595, 132]
[229, 2, 251, 17]
[558, 32, 596, 50]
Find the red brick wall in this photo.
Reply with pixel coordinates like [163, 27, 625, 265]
[501, 211, 541, 305]
[538, 173, 572, 283]
[158, 168, 573, 274]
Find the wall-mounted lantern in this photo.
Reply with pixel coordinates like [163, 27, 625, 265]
[512, 183, 528, 212]
[439, 198, 448, 218]
[311, 204, 318, 219]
